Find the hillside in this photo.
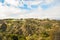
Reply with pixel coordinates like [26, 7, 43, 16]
[0, 18, 60, 40]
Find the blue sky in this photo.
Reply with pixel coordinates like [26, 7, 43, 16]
[0, 0, 60, 19]
[0, 0, 4, 3]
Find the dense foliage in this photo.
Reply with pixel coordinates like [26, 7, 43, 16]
[0, 18, 60, 40]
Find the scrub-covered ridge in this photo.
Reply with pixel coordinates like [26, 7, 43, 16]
[0, 18, 60, 40]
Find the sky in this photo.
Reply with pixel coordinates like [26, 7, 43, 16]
[0, 0, 60, 19]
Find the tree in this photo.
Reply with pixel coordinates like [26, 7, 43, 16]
[0, 23, 7, 32]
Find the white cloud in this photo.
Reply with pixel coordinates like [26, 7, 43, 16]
[19, 5, 60, 19]
[44, 5, 60, 19]
[0, 0, 60, 19]
[0, 3, 30, 19]
[5, 0, 19, 6]
[45, 0, 54, 4]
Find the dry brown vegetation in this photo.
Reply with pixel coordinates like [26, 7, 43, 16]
[0, 18, 60, 40]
